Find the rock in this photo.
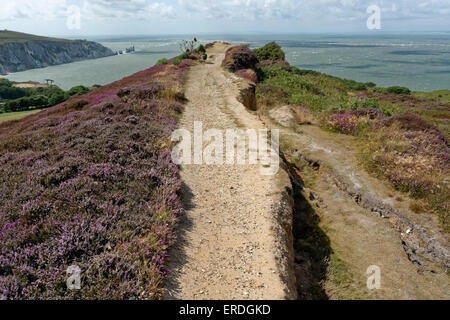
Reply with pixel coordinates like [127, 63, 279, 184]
[269, 106, 296, 127]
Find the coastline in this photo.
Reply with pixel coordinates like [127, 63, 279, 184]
[2, 34, 449, 92]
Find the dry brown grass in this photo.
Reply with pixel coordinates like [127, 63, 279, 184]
[409, 200, 427, 214]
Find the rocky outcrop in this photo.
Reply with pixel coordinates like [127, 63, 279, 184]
[0, 40, 115, 75]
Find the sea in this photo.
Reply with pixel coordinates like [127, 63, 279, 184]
[3, 33, 450, 92]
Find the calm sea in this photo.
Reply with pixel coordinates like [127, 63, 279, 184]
[3, 34, 450, 92]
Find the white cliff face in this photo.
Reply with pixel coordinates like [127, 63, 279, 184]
[0, 40, 115, 75]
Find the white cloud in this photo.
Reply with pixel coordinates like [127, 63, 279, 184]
[0, 0, 68, 20]
[0, 0, 175, 21]
[81, 0, 175, 20]
[0, 0, 448, 30]
[177, 0, 450, 22]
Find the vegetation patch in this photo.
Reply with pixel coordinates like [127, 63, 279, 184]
[222, 46, 259, 73]
[0, 79, 96, 114]
[360, 120, 449, 227]
[254, 42, 286, 61]
[0, 56, 196, 299]
[253, 41, 449, 230]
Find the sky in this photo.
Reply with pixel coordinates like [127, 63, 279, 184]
[0, 0, 449, 37]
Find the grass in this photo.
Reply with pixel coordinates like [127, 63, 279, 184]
[254, 46, 449, 230]
[288, 153, 372, 300]
[413, 90, 450, 104]
[0, 30, 76, 45]
[0, 109, 43, 123]
[325, 254, 371, 300]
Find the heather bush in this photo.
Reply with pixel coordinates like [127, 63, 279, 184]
[0, 57, 195, 299]
[234, 69, 258, 83]
[65, 99, 89, 111]
[360, 122, 449, 226]
[222, 46, 258, 72]
[322, 113, 372, 135]
[381, 113, 446, 142]
[349, 107, 384, 120]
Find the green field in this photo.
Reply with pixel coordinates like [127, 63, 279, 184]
[0, 109, 42, 122]
[0, 30, 77, 45]
[413, 90, 450, 104]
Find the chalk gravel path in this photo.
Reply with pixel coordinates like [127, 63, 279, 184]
[164, 43, 296, 300]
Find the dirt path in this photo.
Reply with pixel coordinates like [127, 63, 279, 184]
[267, 106, 450, 300]
[164, 43, 449, 300]
[164, 43, 296, 300]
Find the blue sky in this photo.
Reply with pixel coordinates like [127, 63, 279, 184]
[0, 0, 449, 36]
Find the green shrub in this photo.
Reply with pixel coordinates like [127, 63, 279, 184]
[386, 86, 411, 95]
[361, 98, 380, 109]
[0, 78, 13, 87]
[254, 42, 285, 61]
[48, 92, 68, 106]
[197, 44, 206, 53]
[67, 85, 90, 96]
[155, 58, 169, 66]
[0, 86, 30, 100]
[292, 67, 321, 76]
[373, 86, 411, 95]
[4, 95, 48, 112]
[339, 79, 368, 91]
[172, 53, 189, 65]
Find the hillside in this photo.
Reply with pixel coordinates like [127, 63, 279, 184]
[0, 30, 115, 75]
[0, 41, 448, 300]
[166, 42, 449, 300]
[0, 53, 196, 299]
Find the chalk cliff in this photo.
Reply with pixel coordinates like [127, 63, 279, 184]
[0, 32, 115, 75]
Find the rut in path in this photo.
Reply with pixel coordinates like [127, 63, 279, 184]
[164, 43, 296, 300]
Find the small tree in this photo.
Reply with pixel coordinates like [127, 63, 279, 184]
[179, 38, 198, 54]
